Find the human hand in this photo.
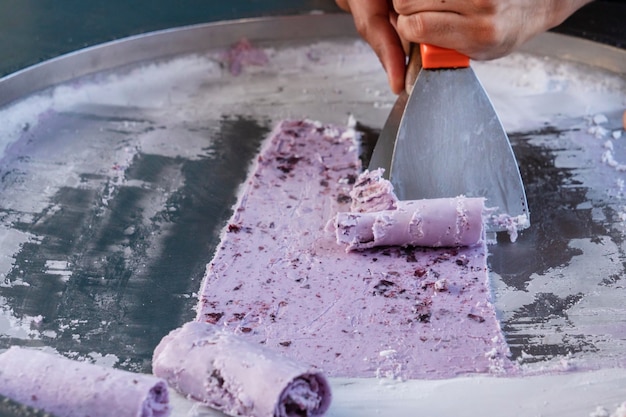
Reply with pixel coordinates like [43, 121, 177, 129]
[338, 0, 593, 93]
[335, 0, 408, 94]
[392, 0, 593, 59]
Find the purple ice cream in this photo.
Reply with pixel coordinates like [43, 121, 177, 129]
[348, 168, 398, 212]
[0, 346, 170, 417]
[335, 169, 485, 251]
[153, 322, 331, 417]
[195, 120, 515, 380]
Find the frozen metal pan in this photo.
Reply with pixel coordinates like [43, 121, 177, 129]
[0, 14, 625, 416]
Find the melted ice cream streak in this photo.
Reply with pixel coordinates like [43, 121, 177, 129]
[153, 322, 331, 417]
[0, 346, 170, 417]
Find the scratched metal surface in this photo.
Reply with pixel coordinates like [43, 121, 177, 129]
[0, 14, 625, 381]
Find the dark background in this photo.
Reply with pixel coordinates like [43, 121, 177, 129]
[0, 0, 623, 79]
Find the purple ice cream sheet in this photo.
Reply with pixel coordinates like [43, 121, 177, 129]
[0, 346, 170, 417]
[195, 120, 516, 380]
[153, 321, 331, 417]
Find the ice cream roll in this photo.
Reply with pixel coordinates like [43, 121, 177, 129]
[153, 321, 331, 417]
[336, 196, 485, 251]
[0, 346, 170, 417]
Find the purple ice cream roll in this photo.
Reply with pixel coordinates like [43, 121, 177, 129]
[152, 321, 331, 417]
[0, 346, 170, 417]
[336, 196, 485, 251]
[335, 169, 485, 250]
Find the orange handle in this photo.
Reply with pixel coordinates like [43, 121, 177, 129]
[420, 44, 470, 69]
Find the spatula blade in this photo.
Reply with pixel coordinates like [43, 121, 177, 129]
[368, 91, 408, 177]
[388, 67, 529, 232]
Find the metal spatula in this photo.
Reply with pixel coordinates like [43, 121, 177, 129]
[369, 44, 529, 233]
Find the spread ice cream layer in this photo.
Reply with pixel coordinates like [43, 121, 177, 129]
[194, 120, 514, 380]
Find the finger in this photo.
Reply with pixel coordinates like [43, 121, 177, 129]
[396, 12, 509, 59]
[335, 0, 351, 12]
[389, 11, 411, 55]
[373, 24, 407, 94]
[348, 3, 407, 94]
[393, 0, 478, 15]
[391, 11, 415, 94]
[380, 43, 406, 94]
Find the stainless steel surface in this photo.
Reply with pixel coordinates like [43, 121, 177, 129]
[0, 15, 355, 109]
[388, 66, 529, 231]
[0, 13, 625, 381]
[519, 32, 626, 74]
